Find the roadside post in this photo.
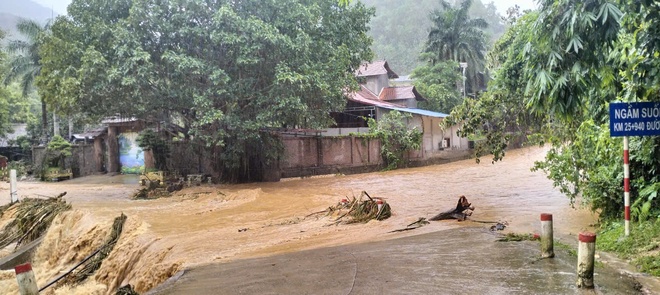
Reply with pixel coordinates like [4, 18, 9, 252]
[15, 263, 39, 295]
[609, 101, 660, 236]
[10, 169, 18, 204]
[576, 232, 597, 288]
[540, 213, 554, 258]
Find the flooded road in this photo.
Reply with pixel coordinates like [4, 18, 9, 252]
[0, 147, 649, 294]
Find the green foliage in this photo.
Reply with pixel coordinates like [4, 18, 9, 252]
[447, 1, 659, 223]
[367, 111, 421, 170]
[598, 220, 660, 275]
[411, 59, 462, 113]
[38, 0, 374, 182]
[532, 121, 622, 216]
[424, 0, 489, 95]
[445, 12, 545, 163]
[136, 129, 170, 171]
[2, 18, 50, 138]
[45, 135, 72, 168]
[522, 0, 622, 120]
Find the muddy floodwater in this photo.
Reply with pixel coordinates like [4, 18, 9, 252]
[0, 147, 655, 294]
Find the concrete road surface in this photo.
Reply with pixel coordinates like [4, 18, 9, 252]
[148, 227, 641, 295]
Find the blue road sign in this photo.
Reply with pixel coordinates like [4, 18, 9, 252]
[610, 102, 660, 137]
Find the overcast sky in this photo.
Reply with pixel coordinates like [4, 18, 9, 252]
[490, 0, 538, 14]
[35, 0, 538, 16]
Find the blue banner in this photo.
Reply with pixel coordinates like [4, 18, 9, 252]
[609, 102, 660, 137]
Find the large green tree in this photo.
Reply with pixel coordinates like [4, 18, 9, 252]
[3, 19, 49, 137]
[424, 0, 489, 96]
[39, 0, 374, 182]
[410, 58, 462, 114]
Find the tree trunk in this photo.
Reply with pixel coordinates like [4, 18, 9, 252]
[53, 112, 60, 137]
[68, 117, 73, 139]
[41, 98, 47, 141]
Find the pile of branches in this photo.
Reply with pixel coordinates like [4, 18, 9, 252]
[0, 193, 71, 250]
[325, 191, 392, 225]
[58, 213, 127, 287]
[133, 180, 184, 200]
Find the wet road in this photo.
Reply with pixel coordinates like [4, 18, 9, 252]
[149, 227, 641, 295]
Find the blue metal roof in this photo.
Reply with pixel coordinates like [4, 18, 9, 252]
[381, 106, 449, 118]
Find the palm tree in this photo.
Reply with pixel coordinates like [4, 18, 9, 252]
[3, 19, 49, 138]
[425, 0, 488, 96]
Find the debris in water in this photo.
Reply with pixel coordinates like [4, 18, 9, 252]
[389, 217, 429, 233]
[56, 213, 128, 288]
[116, 284, 140, 295]
[490, 222, 507, 231]
[324, 191, 392, 225]
[429, 196, 474, 221]
[0, 192, 71, 249]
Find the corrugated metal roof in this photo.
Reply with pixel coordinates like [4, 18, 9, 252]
[73, 128, 107, 139]
[347, 85, 406, 108]
[101, 116, 140, 124]
[355, 61, 399, 78]
[379, 86, 426, 102]
[381, 106, 449, 118]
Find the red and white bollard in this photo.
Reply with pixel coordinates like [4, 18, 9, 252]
[14, 263, 39, 295]
[376, 199, 383, 213]
[540, 213, 554, 258]
[577, 232, 597, 288]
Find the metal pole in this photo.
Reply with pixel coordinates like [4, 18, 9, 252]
[624, 136, 630, 236]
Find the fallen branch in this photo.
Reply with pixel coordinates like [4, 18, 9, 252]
[429, 196, 474, 221]
[389, 218, 429, 233]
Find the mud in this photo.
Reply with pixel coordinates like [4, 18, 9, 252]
[0, 147, 654, 294]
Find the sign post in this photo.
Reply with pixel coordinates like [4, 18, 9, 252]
[610, 101, 660, 236]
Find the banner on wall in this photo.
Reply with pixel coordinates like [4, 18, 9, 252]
[118, 132, 145, 174]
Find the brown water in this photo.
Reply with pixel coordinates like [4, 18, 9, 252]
[0, 147, 639, 294]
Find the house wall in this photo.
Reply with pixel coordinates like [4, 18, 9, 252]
[365, 74, 389, 96]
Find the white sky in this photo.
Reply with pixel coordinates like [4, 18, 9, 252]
[36, 0, 538, 16]
[489, 0, 538, 15]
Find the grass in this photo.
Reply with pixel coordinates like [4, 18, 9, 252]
[598, 220, 660, 276]
[555, 241, 577, 257]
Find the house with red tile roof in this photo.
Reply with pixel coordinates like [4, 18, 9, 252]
[327, 61, 469, 158]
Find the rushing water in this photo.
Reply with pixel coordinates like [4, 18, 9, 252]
[0, 147, 652, 294]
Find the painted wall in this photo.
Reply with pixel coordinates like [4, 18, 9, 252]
[118, 132, 144, 174]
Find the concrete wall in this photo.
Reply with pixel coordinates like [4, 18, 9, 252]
[33, 144, 100, 178]
[280, 136, 382, 178]
[32, 132, 472, 181]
